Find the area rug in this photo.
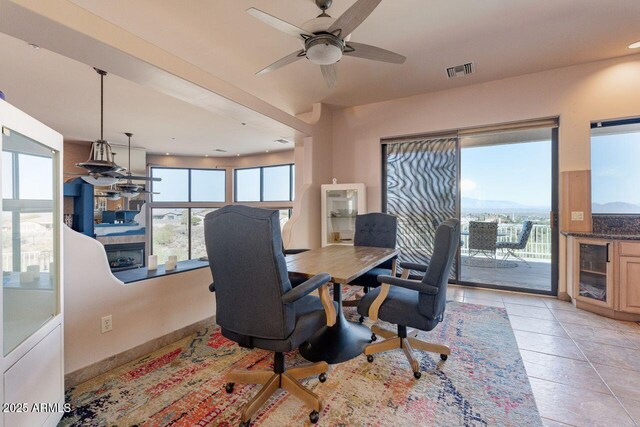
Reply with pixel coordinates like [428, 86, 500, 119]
[60, 302, 541, 426]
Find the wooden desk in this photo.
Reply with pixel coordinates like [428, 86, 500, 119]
[286, 245, 399, 364]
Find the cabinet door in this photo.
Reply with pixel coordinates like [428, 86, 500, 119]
[574, 239, 613, 308]
[619, 256, 640, 314]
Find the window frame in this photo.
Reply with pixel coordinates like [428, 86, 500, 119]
[590, 117, 640, 216]
[233, 163, 294, 203]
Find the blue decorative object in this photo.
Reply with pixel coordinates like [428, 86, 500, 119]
[0, 90, 5, 100]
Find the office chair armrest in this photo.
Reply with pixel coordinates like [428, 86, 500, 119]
[282, 273, 336, 326]
[208, 282, 215, 293]
[399, 261, 429, 273]
[377, 275, 438, 294]
[368, 276, 439, 321]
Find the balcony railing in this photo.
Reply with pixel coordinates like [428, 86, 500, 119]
[461, 223, 552, 260]
[2, 251, 54, 272]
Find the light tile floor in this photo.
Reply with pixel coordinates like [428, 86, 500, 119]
[449, 285, 640, 427]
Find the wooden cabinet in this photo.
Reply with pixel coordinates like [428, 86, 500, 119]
[569, 236, 640, 320]
[619, 256, 640, 314]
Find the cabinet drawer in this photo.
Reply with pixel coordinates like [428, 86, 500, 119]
[619, 242, 640, 257]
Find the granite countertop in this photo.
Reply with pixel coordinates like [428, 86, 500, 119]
[113, 259, 209, 284]
[562, 231, 640, 241]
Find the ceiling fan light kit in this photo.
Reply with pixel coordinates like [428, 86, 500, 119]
[247, 0, 405, 89]
[305, 34, 344, 65]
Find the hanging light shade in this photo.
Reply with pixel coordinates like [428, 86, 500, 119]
[81, 175, 120, 186]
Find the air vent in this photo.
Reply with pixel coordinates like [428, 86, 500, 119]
[274, 139, 291, 144]
[446, 62, 475, 79]
[214, 148, 227, 153]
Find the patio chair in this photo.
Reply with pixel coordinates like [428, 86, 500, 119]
[468, 221, 498, 267]
[496, 220, 533, 267]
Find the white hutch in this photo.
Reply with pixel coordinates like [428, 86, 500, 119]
[321, 181, 367, 247]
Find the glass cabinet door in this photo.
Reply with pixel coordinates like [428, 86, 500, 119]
[2, 128, 58, 355]
[326, 189, 359, 244]
[578, 243, 609, 303]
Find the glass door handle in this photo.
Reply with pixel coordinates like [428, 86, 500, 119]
[606, 243, 611, 263]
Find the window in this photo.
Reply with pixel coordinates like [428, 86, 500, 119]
[591, 119, 640, 214]
[235, 168, 261, 202]
[151, 167, 225, 203]
[234, 164, 294, 202]
[149, 167, 225, 262]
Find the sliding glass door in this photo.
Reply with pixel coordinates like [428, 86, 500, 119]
[382, 121, 558, 295]
[458, 128, 557, 294]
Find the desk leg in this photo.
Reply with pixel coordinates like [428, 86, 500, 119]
[299, 283, 372, 364]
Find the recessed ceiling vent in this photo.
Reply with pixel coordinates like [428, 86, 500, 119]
[446, 62, 475, 79]
[274, 139, 291, 144]
[214, 148, 227, 153]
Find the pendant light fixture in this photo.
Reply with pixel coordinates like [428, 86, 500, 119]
[76, 68, 122, 185]
[117, 132, 142, 198]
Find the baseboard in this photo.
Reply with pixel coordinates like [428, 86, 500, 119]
[65, 315, 216, 388]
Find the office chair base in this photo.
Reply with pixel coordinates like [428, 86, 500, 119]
[364, 325, 450, 377]
[226, 358, 327, 424]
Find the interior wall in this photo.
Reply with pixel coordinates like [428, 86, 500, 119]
[331, 53, 640, 295]
[63, 226, 214, 376]
[284, 104, 334, 249]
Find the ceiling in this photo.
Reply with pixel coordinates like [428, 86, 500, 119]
[0, 32, 295, 156]
[69, 0, 640, 115]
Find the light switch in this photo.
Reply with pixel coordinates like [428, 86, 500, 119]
[571, 211, 584, 221]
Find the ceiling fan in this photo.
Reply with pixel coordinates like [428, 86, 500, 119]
[247, 0, 406, 89]
[74, 68, 161, 188]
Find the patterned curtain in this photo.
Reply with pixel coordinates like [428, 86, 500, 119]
[384, 138, 458, 276]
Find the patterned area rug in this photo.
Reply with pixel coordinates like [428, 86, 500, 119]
[61, 302, 541, 426]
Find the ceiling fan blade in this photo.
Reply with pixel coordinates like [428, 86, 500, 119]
[327, 0, 382, 37]
[257, 50, 305, 76]
[247, 8, 313, 40]
[344, 42, 406, 64]
[321, 64, 338, 89]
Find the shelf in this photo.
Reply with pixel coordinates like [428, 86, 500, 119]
[580, 269, 607, 276]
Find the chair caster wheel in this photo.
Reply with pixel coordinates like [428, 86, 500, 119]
[358, 316, 365, 324]
[225, 382, 235, 393]
[367, 355, 374, 363]
[440, 354, 448, 361]
[309, 410, 320, 424]
[371, 333, 377, 342]
[414, 371, 422, 379]
[318, 373, 327, 383]
[239, 419, 250, 427]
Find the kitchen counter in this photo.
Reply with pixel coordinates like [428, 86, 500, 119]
[113, 259, 209, 284]
[561, 231, 640, 241]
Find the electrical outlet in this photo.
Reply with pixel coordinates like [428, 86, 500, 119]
[101, 315, 112, 333]
[571, 211, 584, 221]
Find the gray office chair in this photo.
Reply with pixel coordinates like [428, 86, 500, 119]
[357, 218, 460, 379]
[204, 205, 337, 426]
[468, 221, 498, 266]
[345, 213, 398, 320]
[496, 220, 533, 267]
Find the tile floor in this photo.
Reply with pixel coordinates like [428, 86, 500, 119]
[448, 285, 640, 427]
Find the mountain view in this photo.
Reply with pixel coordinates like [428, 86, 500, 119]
[592, 202, 640, 214]
[462, 197, 550, 215]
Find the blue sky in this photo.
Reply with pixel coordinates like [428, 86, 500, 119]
[591, 132, 640, 206]
[461, 140, 551, 207]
